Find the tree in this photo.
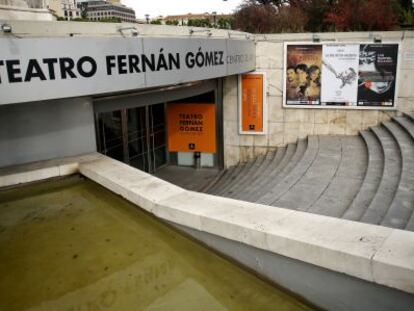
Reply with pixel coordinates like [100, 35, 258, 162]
[150, 19, 162, 25]
[325, 0, 400, 31]
[187, 19, 212, 28]
[166, 19, 179, 26]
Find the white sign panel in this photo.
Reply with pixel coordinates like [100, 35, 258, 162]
[321, 44, 359, 104]
[0, 37, 255, 105]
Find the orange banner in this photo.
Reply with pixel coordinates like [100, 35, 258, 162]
[167, 103, 216, 153]
[241, 73, 264, 133]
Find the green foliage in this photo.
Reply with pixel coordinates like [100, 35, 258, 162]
[187, 18, 212, 28]
[401, 9, 414, 25]
[166, 19, 179, 26]
[217, 17, 235, 29]
[150, 19, 162, 25]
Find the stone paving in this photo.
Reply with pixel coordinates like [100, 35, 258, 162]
[205, 112, 414, 232]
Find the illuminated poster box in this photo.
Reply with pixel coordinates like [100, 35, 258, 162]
[239, 72, 267, 135]
[167, 103, 216, 153]
[283, 42, 399, 110]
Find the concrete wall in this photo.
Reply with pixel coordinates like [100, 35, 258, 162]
[223, 31, 414, 167]
[0, 97, 96, 168]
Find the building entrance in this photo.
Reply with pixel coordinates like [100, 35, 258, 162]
[96, 103, 167, 173]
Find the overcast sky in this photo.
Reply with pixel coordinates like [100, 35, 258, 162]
[122, 0, 244, 20]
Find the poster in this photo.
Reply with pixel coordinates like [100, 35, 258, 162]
[285, 45, 322, 105]
[321, 44, 359, 105]
[284, 43, 399, 109]
[167, 103, 216, 153]
[239, 73, 266, 134]
[357, 44, 399, 106]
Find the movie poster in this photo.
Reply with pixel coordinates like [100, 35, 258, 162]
[321, 44, 359, 105]
[285, 45, 322, 105]
[357, 44, 399, 106]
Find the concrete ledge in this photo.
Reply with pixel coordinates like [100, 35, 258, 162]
[0, 153, 102, 188]
[1, 155, 413, 297]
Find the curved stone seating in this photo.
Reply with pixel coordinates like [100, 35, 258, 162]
[205, 113, 414, 232]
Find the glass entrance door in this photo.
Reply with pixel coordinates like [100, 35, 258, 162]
[96, 103, 167, 173]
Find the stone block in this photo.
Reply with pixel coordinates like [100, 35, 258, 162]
[265, 211, 392, 283]
[223, 120, 240, 147]
[223, 75, 238, 98]
[268, 122, 284, 147]
[299, 123, 314, 139]
[239, 146, 254, 162]
[346, 111, 363, 135]
[253, 146, 268, 157]
[373, 229, 414, 294]
[224, 145, 240, 168]
[256, 41, 283, 69]
[314, 110, 330, 124]
[314, 123, 330, 135]
[262, 69, 283, 97]
[400, 39, 414, 70]
[239, 135, 254, 147]
[254, 134, 268, 147]
[268, 96, 284, 123]
[397, 70, 414, 98]
[362, 111, 379, 128]
[223, 95, 238, 122]
[396, 98, 414, 113]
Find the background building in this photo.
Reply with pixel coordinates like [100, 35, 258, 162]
[77, 0, 135, 22]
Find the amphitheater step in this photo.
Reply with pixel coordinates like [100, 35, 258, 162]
[257, 136, 318, 205]
[380, 121, 414, 229]
[359, 125, 402, 225]
[274, 136, 342, 211]
[342, 130, 384, 221]
[200, 111, 414, 232]
[253, 138, 308, 204]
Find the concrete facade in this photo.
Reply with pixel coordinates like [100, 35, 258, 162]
[0, 98, 96, 168]
[223, 31, 414, 167]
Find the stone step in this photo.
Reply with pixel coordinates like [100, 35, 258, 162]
[225, 151, 270, 198]
[306, 136, 367, 218]
[256, 138, 308, 205]
[207, 163, 239, 194]
[380, 121, 414, 229]
[220, 152, 266, 197]
[259, 136, 319, 206]
[393, 116, 414, 141]
[235, 144, 295, 202]
[274, 136, 342, 211]
[213, 161, 247, 196]
[403, 111, 414, 122]
[342, 130, 384, 221]
[228, 147, 284, 199]
[359, 126, 402, 225]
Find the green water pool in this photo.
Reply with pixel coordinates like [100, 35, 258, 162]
[0, 176, 314, 311]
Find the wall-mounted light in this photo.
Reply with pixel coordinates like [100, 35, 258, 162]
[189, 29, 212, 37]
[118, 26, 139, 37]
[1, 23, 12, 33]
[312, 34, 320, 42]
[374, 35, 382, 43]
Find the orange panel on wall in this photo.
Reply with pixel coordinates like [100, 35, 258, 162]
[167, 103, 216, 153]
[241, 73, 264, 133]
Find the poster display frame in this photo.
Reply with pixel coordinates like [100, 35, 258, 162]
[238, 71, 268, 135]
[282, 42, 400, 110]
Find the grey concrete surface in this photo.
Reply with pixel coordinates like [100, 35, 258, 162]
[0, 98, 96, 168]
[204, 115, 414, 232]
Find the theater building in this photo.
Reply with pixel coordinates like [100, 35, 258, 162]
[1, 19, 414, 311]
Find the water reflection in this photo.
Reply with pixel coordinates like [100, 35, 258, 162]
[0, 177, 313, 311]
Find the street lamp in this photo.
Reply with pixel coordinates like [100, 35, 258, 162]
[145, 14, 150, 24]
